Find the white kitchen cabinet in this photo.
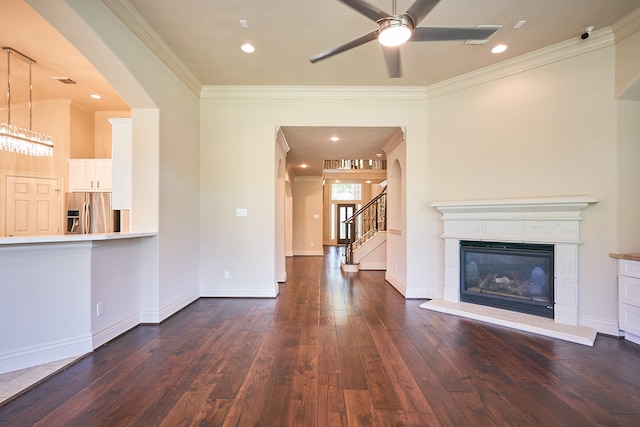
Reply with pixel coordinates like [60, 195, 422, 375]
[68, 159, 112, 192]
[611, 254, 640, 346]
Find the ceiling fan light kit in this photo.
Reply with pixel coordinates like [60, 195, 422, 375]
[377, 16, 414, 47]
[310, 0, 500, 78]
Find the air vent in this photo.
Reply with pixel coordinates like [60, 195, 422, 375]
[52, 77, 77, 85]
[465, 25, 502, 45]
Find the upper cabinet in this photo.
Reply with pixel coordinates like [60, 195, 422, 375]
[68, 159, 112, 192]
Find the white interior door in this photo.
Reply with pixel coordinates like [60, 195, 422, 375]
[6, 176, 60, 236]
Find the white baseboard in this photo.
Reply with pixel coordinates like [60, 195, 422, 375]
[579, 314, 621, 336]
[92, 313, 140, 349]
[385, 273, 406, 297]
[293, 249, 324, 256]
[0, 335, 92, 375]
[140, 289, 199, 324]
[200, 286, 279, 298]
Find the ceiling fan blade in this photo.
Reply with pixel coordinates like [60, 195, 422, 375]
[405, 0, 441, 26]
[410, 26, 499, 42]
[338, 0, 390, 22]
[310, 30, 378, 63]
[381, 46, 401, 78]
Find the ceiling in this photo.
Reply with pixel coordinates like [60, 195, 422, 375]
[3, 0, 640, 176]
[126, 0, 640, 86]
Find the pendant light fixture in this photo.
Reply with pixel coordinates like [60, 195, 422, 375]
[0, 47, 53, 157]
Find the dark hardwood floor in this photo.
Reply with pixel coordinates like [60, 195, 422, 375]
[2, 246, 640, 426]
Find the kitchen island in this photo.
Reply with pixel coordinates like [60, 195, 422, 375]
[0, 232, 157, 374]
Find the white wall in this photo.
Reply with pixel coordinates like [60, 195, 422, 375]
[200, 87, 429, 298]
[425, 33, 623, 333]
[386, 149, 408, 295]
[0, 242, 92, 373]
[29, 0, 201, 322]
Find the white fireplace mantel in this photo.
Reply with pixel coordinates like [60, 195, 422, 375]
[423, 196, 598, 345]
[431, 196, 598, 244]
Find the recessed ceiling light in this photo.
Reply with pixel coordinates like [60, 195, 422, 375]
[300, 164, 308, 168]
[241, 43, 255, 53]
[90, 94, 102, 100]
[366, 180, 372, 184]
[330, 136, 340, 142]
[491, 44, 508, 54]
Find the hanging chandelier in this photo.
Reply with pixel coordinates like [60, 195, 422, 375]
[0, 47, 53, 157]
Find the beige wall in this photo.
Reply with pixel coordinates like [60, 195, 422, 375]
[293, 176, 324, 256]
[200, 88, 428, 298]
[425, 33, 629, 333]
[617, 100, 640, 252]
[69, 103, 95, 158]
[1, 99, 70, 236]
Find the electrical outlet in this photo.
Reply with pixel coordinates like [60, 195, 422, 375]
[224, 270, 230, 279]
[97, 301, 104, 317]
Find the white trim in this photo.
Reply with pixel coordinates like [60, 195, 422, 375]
[201, 85, 429, 100]
[293, 249, 324, 256]
[612, 6, 640, 42]
[431, 196, 598, 329]
[385, 273, 406, 297]
[92, 313, 139, 349]
[101, 0, 202, 96]
[139, 289, 199, 324]
[0, 335, 92, 375]
[427, 28, 614, 99]
[200, 288, 278, 298]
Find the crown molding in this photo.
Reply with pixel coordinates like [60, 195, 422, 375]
[427, 28, 615, 99]
[101, 0, 202, 96]
[201, 85, 428, 100]
[275, 128, 290, 155]
[613, 6, 640, 41]
[383, 127, 405, 155]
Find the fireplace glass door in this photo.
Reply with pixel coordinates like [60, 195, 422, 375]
[460, 241, 554, 318]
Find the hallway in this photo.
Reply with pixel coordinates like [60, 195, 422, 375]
[1, 247, 640, 425]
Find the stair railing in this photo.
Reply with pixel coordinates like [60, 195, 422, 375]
[343, 187, 387, 265]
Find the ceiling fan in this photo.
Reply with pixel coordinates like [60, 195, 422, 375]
[309, 0, 500, 78]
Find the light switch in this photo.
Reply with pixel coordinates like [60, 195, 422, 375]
[236, 208, 248, 217]
[313, 214, 320, 219]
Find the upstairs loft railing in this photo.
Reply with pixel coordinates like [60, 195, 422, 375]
[343, 187, 387, 265]
[324, 159, 387, 171]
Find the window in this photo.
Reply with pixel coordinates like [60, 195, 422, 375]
[331, 183, 361, 201]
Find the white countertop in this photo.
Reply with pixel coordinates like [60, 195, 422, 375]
[0, 232, 157, 245]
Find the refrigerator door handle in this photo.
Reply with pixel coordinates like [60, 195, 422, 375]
[84, 200, 91, 234]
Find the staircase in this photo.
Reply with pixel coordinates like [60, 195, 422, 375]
[342, 187, 387, 271]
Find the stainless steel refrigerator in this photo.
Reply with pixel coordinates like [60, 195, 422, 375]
[65, 192, 114, 234]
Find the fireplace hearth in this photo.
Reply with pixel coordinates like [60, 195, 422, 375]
[460, 240, 554, 318]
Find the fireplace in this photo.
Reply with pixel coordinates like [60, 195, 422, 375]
[460, 240, 554, 318]
[426, 196, 598, 333]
